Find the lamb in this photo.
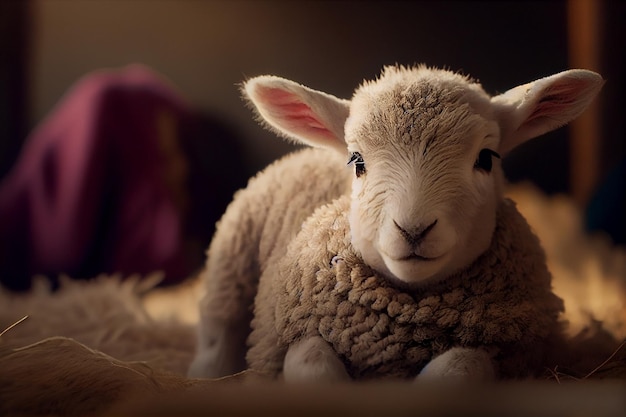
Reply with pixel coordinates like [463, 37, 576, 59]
[189, 65, 603, 381]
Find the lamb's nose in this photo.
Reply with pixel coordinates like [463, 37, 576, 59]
[394, 219, 438, 246]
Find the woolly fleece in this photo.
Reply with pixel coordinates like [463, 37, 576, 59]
[247, 195, 565, 379]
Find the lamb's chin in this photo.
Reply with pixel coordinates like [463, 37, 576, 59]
[379, 253, 452, 286]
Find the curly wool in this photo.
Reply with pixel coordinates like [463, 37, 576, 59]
[247, 196, 564, 379]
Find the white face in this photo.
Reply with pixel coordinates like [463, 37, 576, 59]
[246, 66, 602, 287]
[345, 76, 504, 286]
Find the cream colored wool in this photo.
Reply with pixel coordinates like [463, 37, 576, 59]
[193, 147, 351, 373]
[190, 66, 605, 380]
[247, 196, 564, 379]
[198, 146, 351, 324]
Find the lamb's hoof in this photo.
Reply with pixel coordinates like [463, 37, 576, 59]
[188, 349, 239, 379]
[417, 347, 495, 382]
[283, 336, 350, 382]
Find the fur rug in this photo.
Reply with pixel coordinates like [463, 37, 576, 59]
[1, 184, 625, 416]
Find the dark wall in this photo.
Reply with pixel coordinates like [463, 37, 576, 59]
[0, 1, 29, 179]
[4, 0, 623, 196]
[599, 0, 625, 173]
[1, 0, 623, 286]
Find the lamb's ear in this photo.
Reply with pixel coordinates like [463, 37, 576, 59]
[243, 76, 350, 154]
[492, 69, 604, 155]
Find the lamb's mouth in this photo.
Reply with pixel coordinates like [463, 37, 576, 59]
[399, 254, 439, 262]
[379, 248, 441, 263]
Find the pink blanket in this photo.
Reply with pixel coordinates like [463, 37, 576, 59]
[0, 65, 194, 290]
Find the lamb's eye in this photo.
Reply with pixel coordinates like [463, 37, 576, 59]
[474, 149, 501, 173]
[347, 152, 366, 178]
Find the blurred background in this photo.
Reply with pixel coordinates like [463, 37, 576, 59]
[0, 0, 624, 289]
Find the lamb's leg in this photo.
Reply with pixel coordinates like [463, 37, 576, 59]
[188, 315, 249, 378]
[417, 347, 495, 382]
[283, 336, 350, 382]
[188, 258, 255, 379]
[188, 198, 261, 378]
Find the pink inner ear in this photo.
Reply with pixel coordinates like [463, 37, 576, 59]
[526, 78, 591, 123]
[256, 87, 334, 138]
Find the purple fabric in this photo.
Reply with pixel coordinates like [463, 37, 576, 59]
[0, 65, 193, 289]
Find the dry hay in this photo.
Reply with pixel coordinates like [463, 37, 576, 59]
[0, 183, 624, 415]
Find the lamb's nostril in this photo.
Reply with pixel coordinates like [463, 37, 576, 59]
[394, 219, 438, 245]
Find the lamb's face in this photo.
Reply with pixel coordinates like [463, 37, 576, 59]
[346, 69, 504, 285]
[243, 65, 602, 284]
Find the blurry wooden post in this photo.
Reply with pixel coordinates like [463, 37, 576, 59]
[567, 0, 603, 206]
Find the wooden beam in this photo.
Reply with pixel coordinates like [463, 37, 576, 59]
[567, 0, 603, 205]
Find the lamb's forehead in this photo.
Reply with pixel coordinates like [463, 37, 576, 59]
[346, 66, 495, 150]
[352, 66, 490, 110]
